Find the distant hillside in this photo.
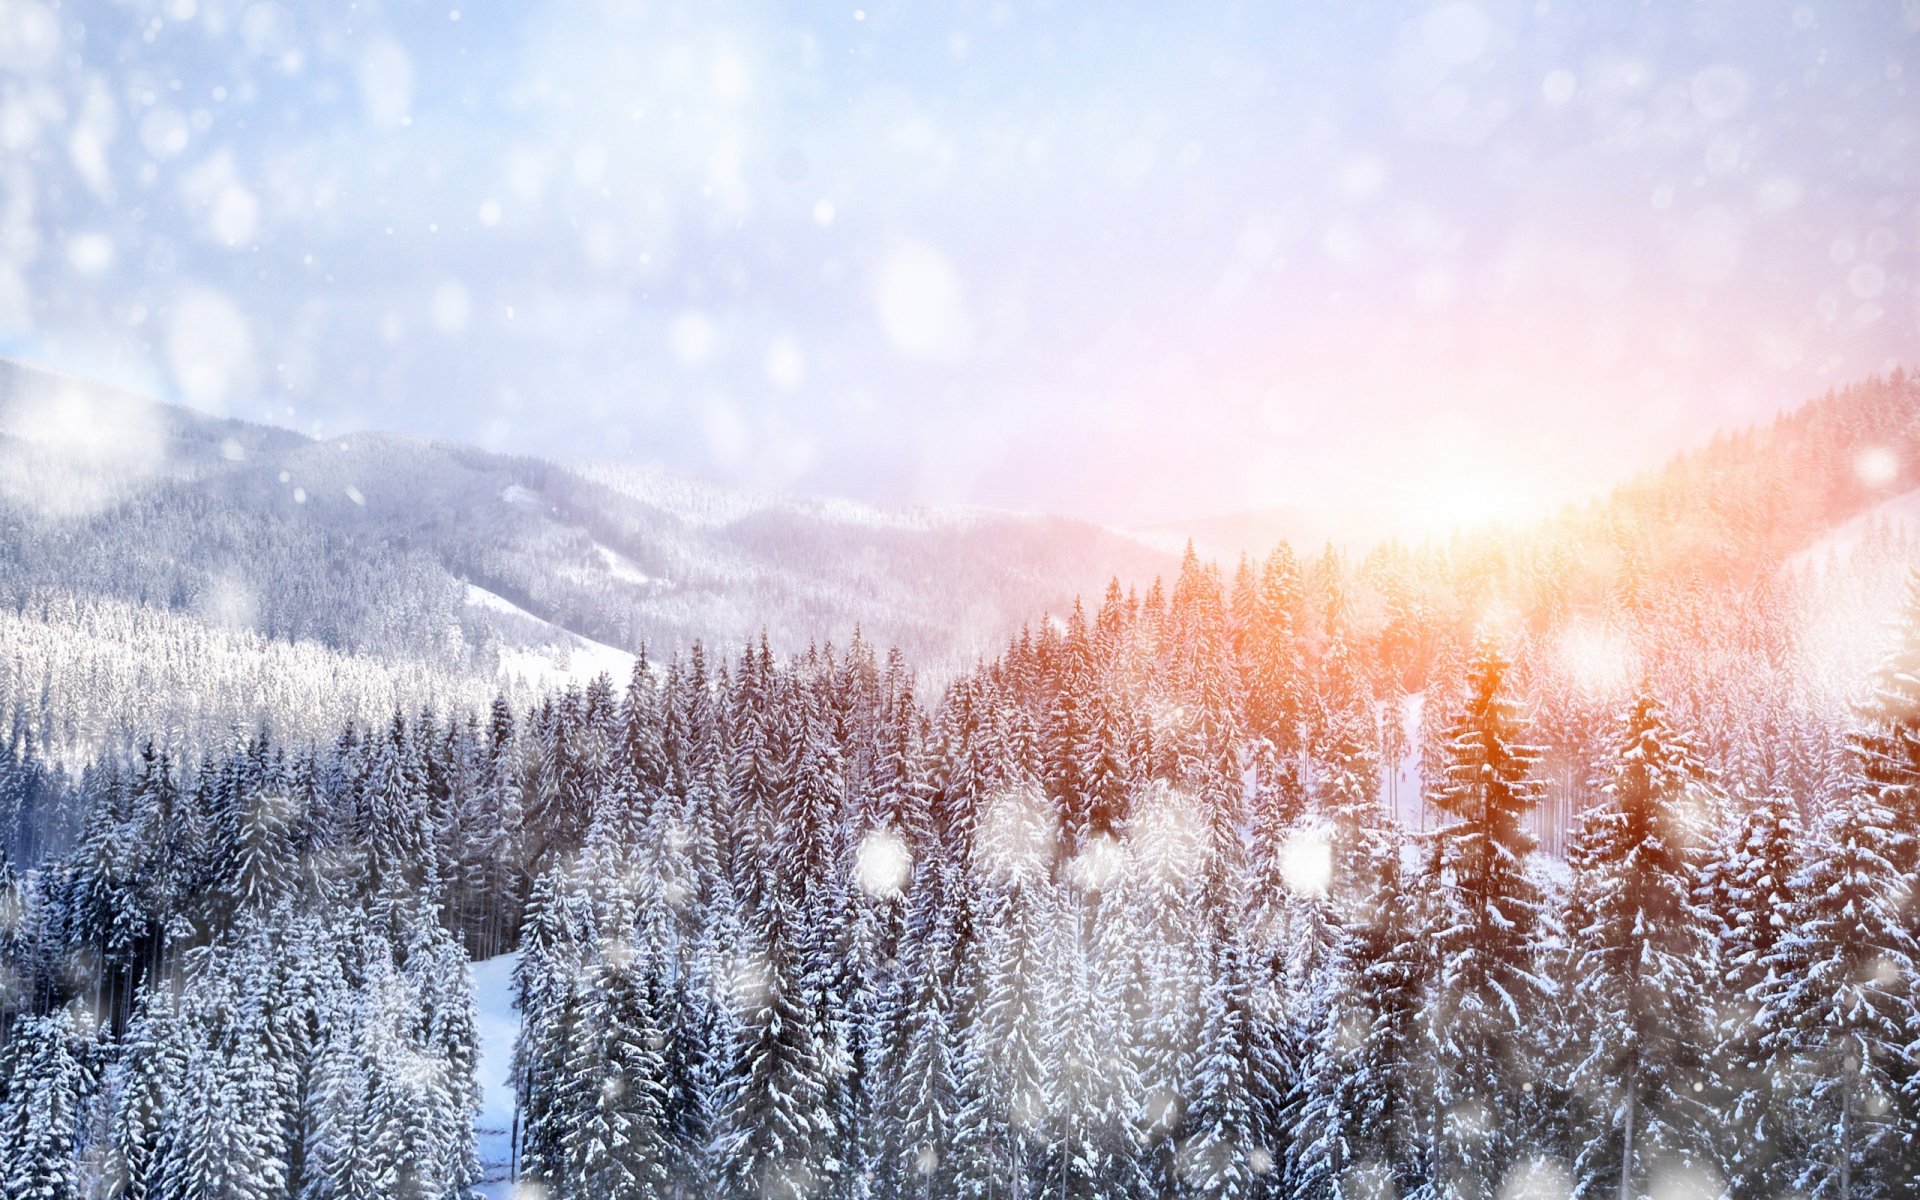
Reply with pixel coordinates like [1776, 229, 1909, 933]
[4, 357, 1917, 759]
[0, 358, 1175, 753]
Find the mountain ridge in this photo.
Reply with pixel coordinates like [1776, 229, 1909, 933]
[0, 355, 1177, 681]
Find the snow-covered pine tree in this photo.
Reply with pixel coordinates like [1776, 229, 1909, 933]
[0, 1006, 97, 1200]
[1244, 545, 1308, 761]
[710, 890, 839, 1200]
[1707, 790, 1802, 1198]
[563, 941, 674, 1200]
[513, 860, 596, 1189]
[1181, 908, 1261, 1200]
[1564, 691, 1717, 1197]
[400, 920, 483, 1200]
[890, 862, 964, 1200]
[1851, 568, 1920, 919]
[963, 782, 1059, 1200]
[1044, 602, 1100, 856]
[1419, 640, 1549, 1200]
[111, 978, 190, 1200]
[1295, 705, 1415, 1200]
[1760, 785, 1920, 1200]
[1042, 876, 1141, 1200]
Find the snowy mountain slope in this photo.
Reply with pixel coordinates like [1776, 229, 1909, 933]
[465, 583, 638, 689]
[573, 459, 978, 533]
[0, 358, 1176, 704]
[1787, 486, 1920, 571]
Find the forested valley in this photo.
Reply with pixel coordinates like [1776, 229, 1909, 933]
[3, 374, 1920, 1199]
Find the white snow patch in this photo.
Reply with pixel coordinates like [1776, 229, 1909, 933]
[593, 543, 654, 586]
[465, 583, 524, 617]
[471, 952, 520, 1196]
[1790, 487, 1920, 571]
[464, 583, 636, 686]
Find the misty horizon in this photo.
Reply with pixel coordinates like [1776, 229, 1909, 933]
[1, 1, 1913, 526]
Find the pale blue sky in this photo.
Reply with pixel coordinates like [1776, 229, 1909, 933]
[1, 0, 1914, 524]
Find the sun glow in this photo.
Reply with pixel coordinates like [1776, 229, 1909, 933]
[1421, 480, 1535, 532]
[1389, 461, 1556, 541]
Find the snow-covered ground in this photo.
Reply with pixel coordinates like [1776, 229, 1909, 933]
[595, 542, 657, 587]
[464, 583, 638, 687]
[471, 952, 520, 1199]
[1789, 487, 1920, 570]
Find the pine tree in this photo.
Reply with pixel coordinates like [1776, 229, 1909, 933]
[514, 861, 595, 1189]
[1182, 913, 1260, 1200]
[891, 867, 963, 1200]
[0, 1007, 97, 1200]
[1564, 692, 1717, 1196]
[1244, 544, 1308, 759]
[964, 783, 1058, 1200]
[711, 897, 839, 1200]
[1295, 755, 1415, 1200]
[1761, 787, 1920, 1199]
[164, 948, 287, 1200]
[1851, 569, 1920, 914]
[1420, 641, 1548, 1199]
[1129, 780, 1212, 1194]
[1708, 791, 1802, 1198]
[564, 945, 674, 1200]
[1042, 883, 1139, 1200]
[112, 981, 190, 1200]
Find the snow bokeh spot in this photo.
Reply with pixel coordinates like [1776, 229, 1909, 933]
[855, 826, 911, 899]
[1648, 1165, 1725, 1200]
[0, 379, 168, 519]
[139, 108, 191, 160]
[1421, 3, 1491, 69]
[1540, 70, 1577, 106]
[431, 282, 473, 335]
[671, 311, 719, 365]
[198, 571, 260, 630]
[1278, 824, 1332, 898]
[874, 242, 972, 362]
[359, 38, 416, 128]
[0, 0, 61, 74]
[1855, 446, 1898, 488]
[65, 232, 115, 275]
[765, 335, 806, 389]
[165, 287, 257, 411]
[1496, 1156, 1573, 1199]
[1690, 65, 1752, 121]
[1067, 831, 1127, 892]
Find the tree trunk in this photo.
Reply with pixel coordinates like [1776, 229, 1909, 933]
[1618, 1078, 1636, 1200]
[1838, 1059, 1852, 1200]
